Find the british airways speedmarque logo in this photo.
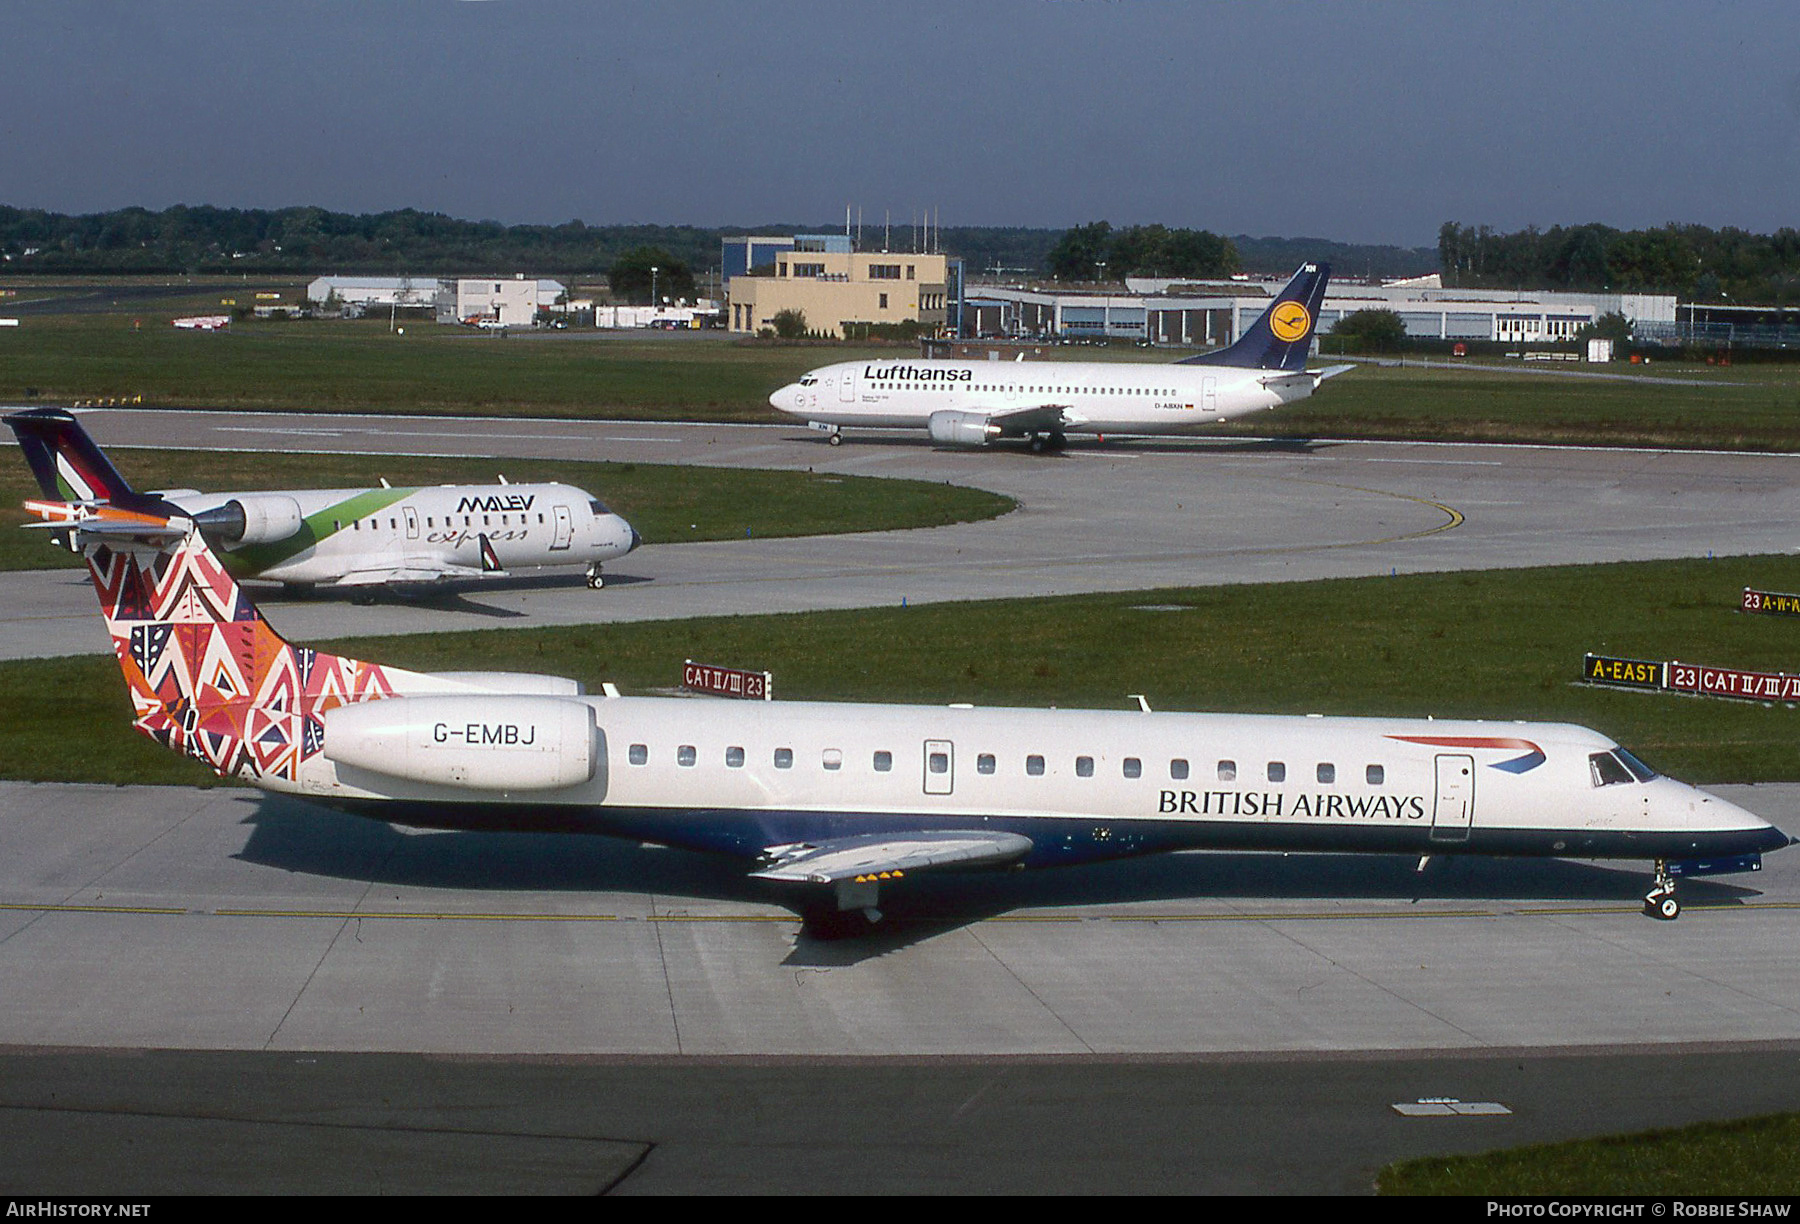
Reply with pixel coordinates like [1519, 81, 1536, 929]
[1386, 735, 1546, 773]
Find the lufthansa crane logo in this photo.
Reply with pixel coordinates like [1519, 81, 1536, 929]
[1270, 301, 1312, 343]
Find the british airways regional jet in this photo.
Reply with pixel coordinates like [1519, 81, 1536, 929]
[15, 436, 1787, 935]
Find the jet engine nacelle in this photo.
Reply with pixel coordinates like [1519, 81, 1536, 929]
[321, 695, 601, 792]
[926, 410, 1000, 448]
[193, 495, 305, 546]
[432, 671, 587, 697]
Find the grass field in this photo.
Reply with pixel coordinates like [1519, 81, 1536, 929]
[0, 448, 1014, 572]
[1380, 1112, 1800, 1195]
[4, 290, 1800, 449]
[9, 551, 1800, 787]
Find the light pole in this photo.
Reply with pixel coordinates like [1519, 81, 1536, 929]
[650, 266, 659, 315]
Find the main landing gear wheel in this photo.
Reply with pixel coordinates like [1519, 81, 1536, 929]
[1028, 432, 1067, 454]
[1643, 858, 1681, 920]
[585, 564, 606, 590]
[800, 906, 882, 940]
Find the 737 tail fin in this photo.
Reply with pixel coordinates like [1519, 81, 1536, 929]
[8, 408, 139, 504]
[1179, 262, 1330, 372]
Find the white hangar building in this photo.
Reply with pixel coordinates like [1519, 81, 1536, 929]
[306, 276, 567, 326]
[965, 275, 1677, 348]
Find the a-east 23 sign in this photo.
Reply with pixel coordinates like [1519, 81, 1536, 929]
[1583, 654, 1664, 689]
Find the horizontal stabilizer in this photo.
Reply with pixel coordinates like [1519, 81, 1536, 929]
[22, 499, 189, 542]
[751, 830, 1033, 884]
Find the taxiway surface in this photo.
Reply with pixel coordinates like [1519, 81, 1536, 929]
[3, 779, 1796, 1056]
[7, 410, 1800, 1191]
[5, 410, 1799, 659]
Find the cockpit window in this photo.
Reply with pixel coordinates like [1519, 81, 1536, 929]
[1589, 751, 1636, 787]
[1615, 747, 1657, 782]
[799, 376, 817, 386]
[589, 499, 610, 516]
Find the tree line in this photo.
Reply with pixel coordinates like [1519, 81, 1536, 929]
[0, 203, 1434, 282]
[1045, 222, 1239, 281]
[12, 203, 1790, 303]
[1439, 221, 1800, 302]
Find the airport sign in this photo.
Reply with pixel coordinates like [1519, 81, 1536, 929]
[682, 660, 772, 700]
[1742, 588, 1800, 616]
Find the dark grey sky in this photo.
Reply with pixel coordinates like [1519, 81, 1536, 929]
[3, 1, 1795, 246]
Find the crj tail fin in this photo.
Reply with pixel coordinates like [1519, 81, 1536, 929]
[35, 502, 409, 783]
[6, 408, 139, 504]
[1179, 262, 1331, 372]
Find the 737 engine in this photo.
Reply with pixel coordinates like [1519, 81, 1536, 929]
[926, 410, 1001, 448]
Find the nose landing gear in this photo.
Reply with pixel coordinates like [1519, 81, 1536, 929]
[1644, 858, 1680, 920]
[585, 563, 606, 589]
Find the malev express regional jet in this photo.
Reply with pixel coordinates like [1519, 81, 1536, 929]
[769, 262, 1353, 450]
[9, 409, 639, 593]
[21, 470, 1786, 934]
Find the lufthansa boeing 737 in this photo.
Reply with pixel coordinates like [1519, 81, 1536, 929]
[769, 262, 1352, 450]
[17, 461, 1787, 935]
[8, 409, 639, 594]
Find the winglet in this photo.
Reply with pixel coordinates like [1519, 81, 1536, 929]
[1179, 262, 1331, 372]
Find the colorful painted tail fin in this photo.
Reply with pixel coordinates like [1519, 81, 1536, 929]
[1179, 262, 1331, 372]
[8, 408, 141, 504]
[34, 502, 409, 783]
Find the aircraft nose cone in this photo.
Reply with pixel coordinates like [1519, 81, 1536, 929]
[627, 527, 642, 553]
[771, 383, 800, 415]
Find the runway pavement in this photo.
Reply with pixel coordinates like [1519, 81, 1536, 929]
[6, 409, 1800, 659]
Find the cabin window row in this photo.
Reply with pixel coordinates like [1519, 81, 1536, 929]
[874, 384, 1179, 396]
[625, 743, 1385, 785]
[350, 512, 550, 530]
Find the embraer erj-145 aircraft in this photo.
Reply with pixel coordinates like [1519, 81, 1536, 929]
[22, 481, 1786, 934]
[8, 409, 639, 594]
[769, 262, 1354, 450]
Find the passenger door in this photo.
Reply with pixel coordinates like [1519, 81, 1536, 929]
[551, 504, 573, 551]
[1429, 754, 1474, 843]
[923, 739, 953, 796]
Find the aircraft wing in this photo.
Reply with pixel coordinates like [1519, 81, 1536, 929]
[750, 830, 1034, 884]
[330, 557, 504, 588]
[982, 403, 1077, 436]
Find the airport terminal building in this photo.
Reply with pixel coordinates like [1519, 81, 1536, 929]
[963, 275, 1678, 349]
[724, 234, 959, 338]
